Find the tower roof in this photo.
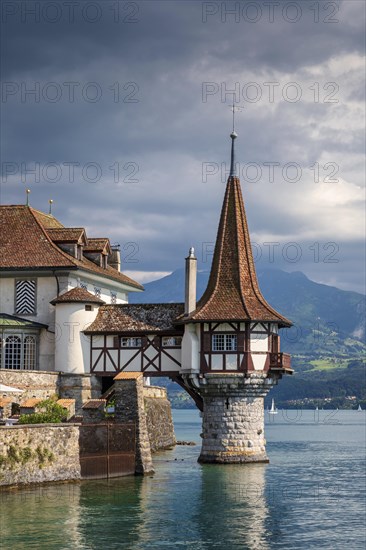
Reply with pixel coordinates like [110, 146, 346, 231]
[50, 287, 105, 305]
[185, 134, 291, 327]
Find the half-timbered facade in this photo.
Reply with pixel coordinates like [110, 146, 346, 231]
[86, 304, 184, 376]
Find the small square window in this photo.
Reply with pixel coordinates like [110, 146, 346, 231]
[110, 291, 117, 304]
[80, 281, 88, 290]
[121, 337, 142, 348]
[212, 334, 237, 352]
[85, 305, 93, 312]
[162, 336, 182, 347]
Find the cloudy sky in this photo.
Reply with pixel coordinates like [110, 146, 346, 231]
[1, 0, 365, 292]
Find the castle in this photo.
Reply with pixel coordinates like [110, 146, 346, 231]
[0, 130, 292, 463]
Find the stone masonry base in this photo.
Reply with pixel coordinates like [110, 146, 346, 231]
[197, 373, 278, 464]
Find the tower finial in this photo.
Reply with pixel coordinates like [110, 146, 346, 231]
[26, 188, 31, 206]
[228, 103, 243, 177]
[48, 199, 54, 214]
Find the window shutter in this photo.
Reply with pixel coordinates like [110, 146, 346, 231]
[113, 336, 120, 348]
[15, 280, 36, 314]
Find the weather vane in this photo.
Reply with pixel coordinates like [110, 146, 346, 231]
[228, 102, 244, 133]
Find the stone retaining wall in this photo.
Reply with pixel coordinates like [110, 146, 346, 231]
[0, 370, 59, 402]
[143, 386, 167, 399]
[0, 370, 102, 414]
[58, 373, 102, 413]
[0, 424, 80, 487]
[114, 373, 154, 475]
[144, 386, 176, 452]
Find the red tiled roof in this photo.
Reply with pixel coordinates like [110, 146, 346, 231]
[184, 177, 291, 327]
[32, 209, 64, 229]
[47, 228, 87, 244]
[20, 398, 42, 408]
[0, 206, 75, 269]
[84, 238, 111, 254]
[0, 398, 12, 407]
[114, 372, 143, 380]
[85, 303, 185, 333]
[82, 399, 106, 410]
[0, 205, 143, 290]
[56, 399, 75, 408]
[51, 287, 105, 305]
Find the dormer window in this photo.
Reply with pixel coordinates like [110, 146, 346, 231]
[46, 228, 88, 259]
[84, 238, 112, 267]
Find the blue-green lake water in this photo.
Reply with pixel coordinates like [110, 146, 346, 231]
[1, 409, 365, 549]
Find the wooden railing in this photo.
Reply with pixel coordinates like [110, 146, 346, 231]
[269, 352, 292, 372]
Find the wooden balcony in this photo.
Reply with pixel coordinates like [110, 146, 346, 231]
[269, 352, 293, 374]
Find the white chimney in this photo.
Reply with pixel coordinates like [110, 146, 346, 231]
[185, 247, 197, 315]
[110, 244, 121, 272]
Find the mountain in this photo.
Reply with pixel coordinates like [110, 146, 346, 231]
[130, 268, 365, 356]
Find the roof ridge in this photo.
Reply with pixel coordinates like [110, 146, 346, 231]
[234, 179, 251, 319]
[30, 208, 143, 290]
[28, 207, 76, 265]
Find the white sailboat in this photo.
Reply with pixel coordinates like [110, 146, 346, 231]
[357, 405, 362, 411]
[268, 399, 278, 415]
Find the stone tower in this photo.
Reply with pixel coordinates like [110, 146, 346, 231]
[180, 130, 293, 463]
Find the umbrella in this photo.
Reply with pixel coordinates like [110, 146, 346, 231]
[0, 383, 24, 393]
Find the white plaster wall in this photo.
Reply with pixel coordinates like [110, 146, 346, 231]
[252, 354, 267, 371]
[0, 278, 15, 315]
[160, 349, 181, 372]
[0, 276, 58, 371]
[54, 303, 100, 374]
[226, 354, 238, 369]
[68, 276, 130, 305]
[250, 333, 269, 352]
[0, 276, 57, 325]
[212, 323, 234, 332]
[211, 355, 223, 370]
[39, 329, 56, 371]
[181, 323, 200, 373]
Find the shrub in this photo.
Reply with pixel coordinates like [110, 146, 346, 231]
[19, 399, 67, 424]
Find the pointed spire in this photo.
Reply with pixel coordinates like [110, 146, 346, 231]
[229, 131, 238, 177]
[185, 129, 291, 326]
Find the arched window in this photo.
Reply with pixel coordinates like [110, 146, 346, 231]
[24, 336, 37, 370]
[5, 336, 22, 370]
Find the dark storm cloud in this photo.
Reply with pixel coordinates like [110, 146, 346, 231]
[0, 0, 365, 292]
